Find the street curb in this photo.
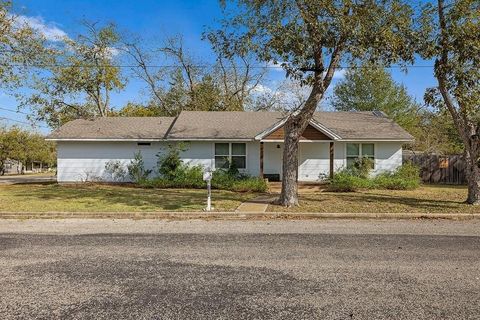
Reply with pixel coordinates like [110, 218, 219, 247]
[0, 211, 479, 220]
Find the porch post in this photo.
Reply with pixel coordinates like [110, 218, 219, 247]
[329, 142, 334, 179]
[260, 142, 264, 178]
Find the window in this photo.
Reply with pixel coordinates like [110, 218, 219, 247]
[346, 143, 375, 168]
[214, 143, 247, 169]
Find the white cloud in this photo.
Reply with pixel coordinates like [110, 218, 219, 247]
[251, 84, 274, 95]
[14, 15, 68, 42]
[332, 69, 346, 80]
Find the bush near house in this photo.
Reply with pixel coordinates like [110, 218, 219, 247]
[137, 144, 268, 193]
[329, 160, 420, 192]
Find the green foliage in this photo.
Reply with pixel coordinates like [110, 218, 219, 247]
[373, 163, 420, 190]
[104, 160, 127, 182]
[328, 170, 375, 192]
[22, 21, 126, 128]
[0, 125, 56, 174]
[122, 37, 263, 116]
[348, 157, 374, 179]
[211, 0, 417, 84]
[142, 165, 205, 189]
[156, 143, 187, 179]
[127, 151, 152, 183]
[113, 102, 166, 117]
[331, 63, 422, 134]
[145, 143, 266, 192]
[0, 1, 50, 90]
[140, 165, 267, 193]
[329, 163, 420, 192]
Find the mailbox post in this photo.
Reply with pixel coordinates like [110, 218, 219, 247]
[203, 168, 213, 211]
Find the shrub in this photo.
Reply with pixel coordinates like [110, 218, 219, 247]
[231, 177, 268, 192]
[328, 169, 374, 192]
[140, 163, 267, 193]
[127, 151, 152, 183]
[329, 163, 420, 192]
[351, 157, 374, 178]
[104, 160, 127, 182]
[157, 143, 187, 179]
[373, 162, 420, 190]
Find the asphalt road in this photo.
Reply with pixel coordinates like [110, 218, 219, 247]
[1, 219, 480, 319]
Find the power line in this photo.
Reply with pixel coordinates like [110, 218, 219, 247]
[0, 116, 48, 129]
[2, 63, 435, 69]
[0, 106, 30, 115]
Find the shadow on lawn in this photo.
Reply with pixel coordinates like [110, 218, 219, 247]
[9, 184, 246, 211]
[298, 189, 467, 212]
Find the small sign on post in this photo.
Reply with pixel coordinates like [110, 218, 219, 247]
[203, 168, 213, 211]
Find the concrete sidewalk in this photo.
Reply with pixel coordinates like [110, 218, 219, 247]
[235, 195, 276, 213]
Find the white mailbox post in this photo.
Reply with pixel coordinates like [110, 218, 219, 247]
[203, 168, 213, 211]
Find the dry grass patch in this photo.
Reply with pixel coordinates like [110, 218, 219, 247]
[268, 185, 480, 214]
[0, 183, 257, 212]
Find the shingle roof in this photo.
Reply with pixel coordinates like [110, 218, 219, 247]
[167, 111, 285, 140]
[312, 112, 413, 140]
[47, 117, 175, 140]
[47, 111, 414, 141]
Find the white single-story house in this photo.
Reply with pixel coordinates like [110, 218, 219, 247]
[46, 111, 414, 182]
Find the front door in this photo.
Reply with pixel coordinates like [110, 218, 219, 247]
[298, 143, 330, 181]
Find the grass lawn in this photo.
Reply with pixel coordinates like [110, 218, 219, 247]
[0, 184, 257, 212]
[268, 185, 480, 214]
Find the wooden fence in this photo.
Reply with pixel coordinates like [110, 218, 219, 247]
[403, 153, 467, 185]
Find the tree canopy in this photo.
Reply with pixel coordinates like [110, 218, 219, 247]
[330, 64, 421, 134]
[0, 0, 48, 90]
[212, 0, 419, 206]
[21, 22, 125, 128]
[0, 125, 55, 174]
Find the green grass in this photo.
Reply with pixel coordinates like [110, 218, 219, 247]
[268, 185, 480, 214]
[0, 183, 257, 212]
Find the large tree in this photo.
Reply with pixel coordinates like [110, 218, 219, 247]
[23, 22, 125, 128]
[422, 0, 480, 204]
[213, 0, 417, 206]
[122, 36, 265, 116]
[331, 63, 422, 135]
[0, 1, 47, 90]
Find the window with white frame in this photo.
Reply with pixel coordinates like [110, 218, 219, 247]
[346, 143, 375, 168]
[214, 143, 246, 169]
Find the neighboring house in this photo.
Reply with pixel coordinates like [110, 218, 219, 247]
[2, 159, 23, 175]
[46, 111, 413, 183]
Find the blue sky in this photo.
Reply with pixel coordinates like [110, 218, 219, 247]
[1, 0, 437, 133]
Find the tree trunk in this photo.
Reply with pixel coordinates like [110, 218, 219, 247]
[279, 119, 301, 206]
[278, 82, 326, 207]
[465, 146, 480, 205]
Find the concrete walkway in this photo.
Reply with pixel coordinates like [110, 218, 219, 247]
[235, 195, 276, 213]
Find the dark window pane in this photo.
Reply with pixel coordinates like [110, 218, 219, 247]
[347, 143, 360, 157]
[232, 143, 246, 155]
[231, 156, 246, 169]
[215, 156, 229, 169]
[362, 144, 375, 157]
[215, 143, 229, 155]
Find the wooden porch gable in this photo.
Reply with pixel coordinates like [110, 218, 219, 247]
[262, 124, 332, 141]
